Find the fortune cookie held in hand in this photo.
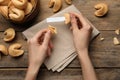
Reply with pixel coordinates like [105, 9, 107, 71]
[11, 0, 28, 9]
[48, 25, 57, 34]
[64, 13, 70, 24]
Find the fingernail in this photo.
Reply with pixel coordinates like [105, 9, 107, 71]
[48, 30, 51, 34]
[70, 13, 73, 17]
[71, 14, 75, 19]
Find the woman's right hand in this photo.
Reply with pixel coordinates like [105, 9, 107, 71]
[70, 12, 93, 53]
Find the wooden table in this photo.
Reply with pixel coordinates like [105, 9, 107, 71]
[0, 0, 120, 80]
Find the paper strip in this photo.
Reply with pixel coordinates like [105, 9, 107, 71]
[46, 17, 65, 23]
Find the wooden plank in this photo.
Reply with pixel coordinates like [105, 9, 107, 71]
[0, 53, 28, 67]
[0, 69, 120, 80]
[0, 32, 27, 50]
[0, 31, 120, 67]
[0, 0, 120, 31]
[0, 51, 120, 68]
[69, 51, 120, 68]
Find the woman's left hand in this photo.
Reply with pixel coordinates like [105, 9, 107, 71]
[28, 29, 53, 69]
[25, 29, 53, 80]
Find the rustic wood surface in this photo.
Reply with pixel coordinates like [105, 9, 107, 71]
[0, 0, 120, 80]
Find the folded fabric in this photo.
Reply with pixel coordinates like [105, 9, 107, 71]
[52, 53, 77, 72]
[23, 5, 100, 72]
[51, 53, 77, 72]
[57, 53, 77, 72]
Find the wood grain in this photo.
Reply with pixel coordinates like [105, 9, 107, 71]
[0, 0, 120, 79]
[0, 69, 120, 80]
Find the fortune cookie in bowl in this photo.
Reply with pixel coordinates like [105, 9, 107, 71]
[11, 0, 28, 9]
[9, 7, 25, 21]
[25, 2, 33, 15]
[0, 6, 8, 18]
[0, 0, 10, 5]
[0, 0, 39, 24]
[30, 0, 35, 7]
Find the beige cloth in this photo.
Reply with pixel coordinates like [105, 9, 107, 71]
[23, 5, 100, 72]
[52, 53, 77, 72]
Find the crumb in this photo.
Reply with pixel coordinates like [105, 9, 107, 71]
[100, 38, 105, 41]
[115, 29, 120, 35]
[113, 37, 120, 45]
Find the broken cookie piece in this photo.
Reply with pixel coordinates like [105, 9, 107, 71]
[48, 25, 57, 34]
[100, 37, 105, 41]
[115, 29, 120, 35]
[113, 37, 120, 45]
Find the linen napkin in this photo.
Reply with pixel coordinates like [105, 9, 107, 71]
[23, 5, 100, 72]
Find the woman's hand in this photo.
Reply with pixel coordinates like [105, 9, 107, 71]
[28, 29, 53, 67]
[70, 12, 93, 53]
[25, 29, 53, 80]
[70, 12, 98, 80]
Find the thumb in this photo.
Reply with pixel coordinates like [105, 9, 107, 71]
[42, 30, 51, 47]
[70, 13, 78, 30]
